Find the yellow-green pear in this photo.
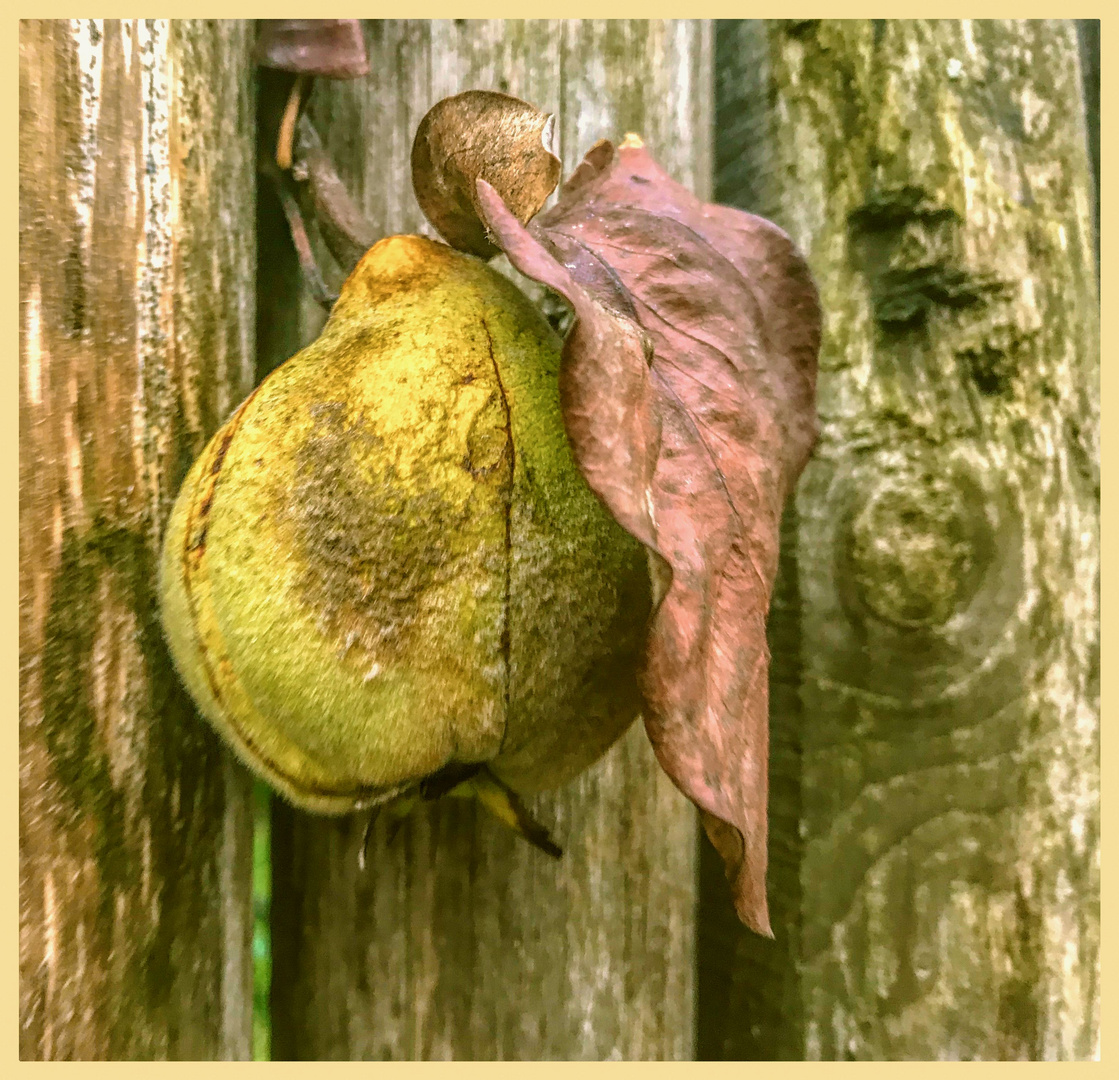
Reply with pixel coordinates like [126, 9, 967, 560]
[159, 235, 650, 832]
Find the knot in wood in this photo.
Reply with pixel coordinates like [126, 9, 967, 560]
[846, 474, 973, 628]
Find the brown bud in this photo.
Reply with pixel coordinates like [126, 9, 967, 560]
[411, 90, 561, 259]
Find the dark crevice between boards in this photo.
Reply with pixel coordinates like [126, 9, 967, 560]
[252, 781, 273, 1061]
[252, 55, 311, 1061]
[696, 19, 806, 1060]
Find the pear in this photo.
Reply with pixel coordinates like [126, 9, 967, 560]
[160, 235, 650, 826]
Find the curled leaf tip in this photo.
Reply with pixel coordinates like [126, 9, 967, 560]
[412, 90, 561, 259]
[703, 812, 773, 937]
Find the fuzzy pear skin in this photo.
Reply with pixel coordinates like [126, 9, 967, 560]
[160, 236, 650, 814]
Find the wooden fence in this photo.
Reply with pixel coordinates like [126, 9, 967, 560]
[20, 19, 1098, 1060]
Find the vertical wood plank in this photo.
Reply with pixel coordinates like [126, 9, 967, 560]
[267, 18, 711, 1061]
[19, 18, 258, 1060]
[705, 18, 1098, 1060]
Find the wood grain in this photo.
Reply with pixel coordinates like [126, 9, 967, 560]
[703, 18, 1098, 1060]
[19, 19, 257, 1059]
[265, 19, 712, 1061]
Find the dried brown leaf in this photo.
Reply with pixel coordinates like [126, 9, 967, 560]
[253, 19, 369, 78]
[293, 117, 379, 275]
[412, 91, 561, 258]
[477, 138, 820, 935]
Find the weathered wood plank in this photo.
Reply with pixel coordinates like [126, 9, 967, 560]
[704, 18, 1098, 1060]
[265, 19, 711, 1061]
[19, 18, 258, 1060]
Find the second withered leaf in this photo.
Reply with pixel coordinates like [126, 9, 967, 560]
[253, 19, 369, 79]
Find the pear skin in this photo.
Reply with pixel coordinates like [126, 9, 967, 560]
[160, 236, 649, 815]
